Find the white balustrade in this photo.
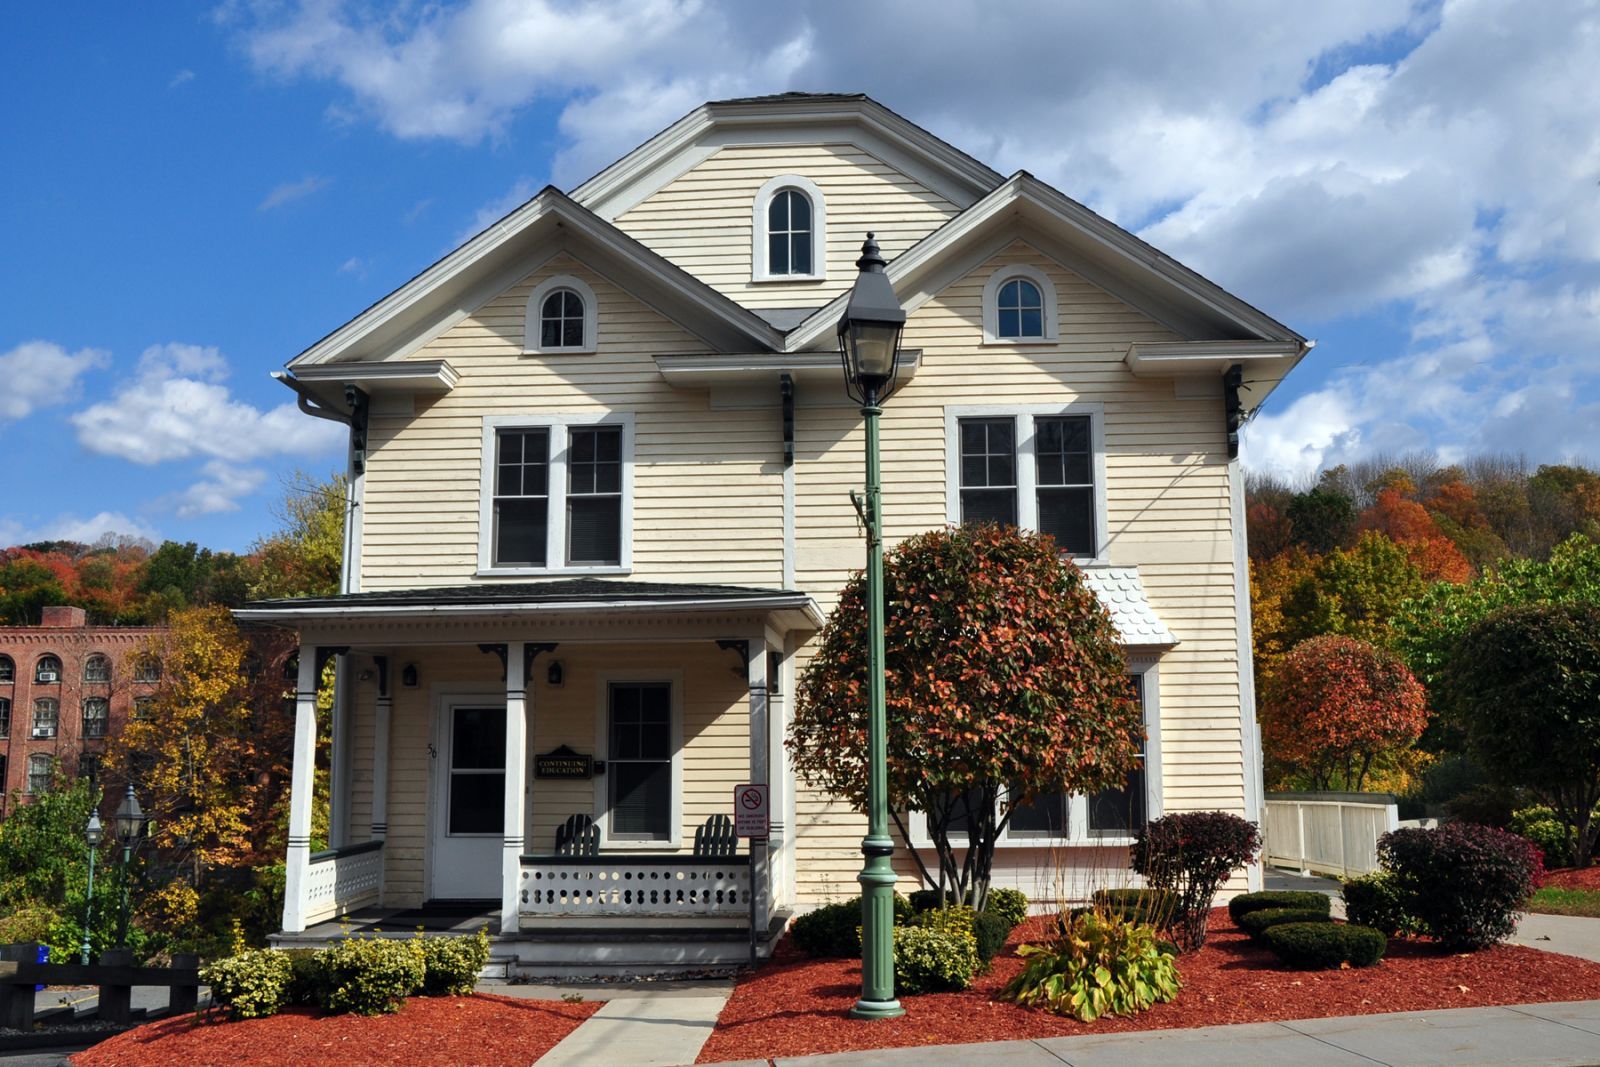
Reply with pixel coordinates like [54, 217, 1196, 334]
[519, 856, 751, 917]
[1264, 793, 1399, 878]
[304, 842, 385, 925]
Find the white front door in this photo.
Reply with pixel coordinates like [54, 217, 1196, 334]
[431, 703, 506, 901]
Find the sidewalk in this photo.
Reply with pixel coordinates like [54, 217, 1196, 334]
[699, 1000, 1600, 1066]
[478, 979, 734, 1067]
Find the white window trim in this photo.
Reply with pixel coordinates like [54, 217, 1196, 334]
[945, 402, 1110, 566]
[477, 412, 635, 577]
[593, 670, 684, 851]
[982, 263, 1059, 344]
[523, 274, 599, 355]
[907, 659, 1162, 850]
[751, 174, 827, 283]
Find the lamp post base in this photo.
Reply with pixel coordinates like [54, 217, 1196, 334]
[848, 996, 906, 1020]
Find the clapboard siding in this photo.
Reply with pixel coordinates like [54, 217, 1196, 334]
[613, 143, 959, 309]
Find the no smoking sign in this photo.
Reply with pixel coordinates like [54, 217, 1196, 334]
[734, 783, 769, 838]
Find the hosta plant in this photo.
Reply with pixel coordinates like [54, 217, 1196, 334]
[1003, 912, 1181, 1022]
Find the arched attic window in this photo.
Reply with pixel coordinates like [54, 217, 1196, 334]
[35, 655, 63, 684]
[752, 174, 827, 282]
[982, 263, 1059, 343]
[84, 654, 111, 683]
[524, 275, 598, 355]
[0, 655, 12, 684]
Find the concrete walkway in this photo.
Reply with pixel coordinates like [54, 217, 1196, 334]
[700, 1001, 1600, 1067]
[1513, 913, 1600, 964]
[485, 979, 732, 1067]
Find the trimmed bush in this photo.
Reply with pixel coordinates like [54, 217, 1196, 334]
[1227, 890, 1331, 924]
[1237, 907, 1333, 940]
[417, 928, 491, 996]
[203, 949, 295, 1020]
[893, 925, 978, 994]
[280, 947, 325, 1005]
[1263, 922, 1386, 969]
[317, 937, 426, 1016]
[1341, 872, 1419, 938]
[1131, 811, 1262, 952]
[792, 895, 912, 958]
[985, 888, 1029, 928]
[973, 910, 1012, 963]
[1092, 888, 1177, 927]
[1379, 822, 1542, 950]
[1003, 912, 1180, 1022]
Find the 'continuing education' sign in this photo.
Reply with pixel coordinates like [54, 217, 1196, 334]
[535, 746, 593, 780]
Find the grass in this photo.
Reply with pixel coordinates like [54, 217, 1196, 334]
[1529, 886, 1600, 917]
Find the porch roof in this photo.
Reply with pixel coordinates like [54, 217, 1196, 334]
[234, 578, 824, 634]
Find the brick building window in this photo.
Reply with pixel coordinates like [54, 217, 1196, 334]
[0, 655, 13, 683]
[27, 755, 51, 794]
[35, 655, 63, 684]
[83, 698, 109, 739]
[79, 754, 101, 787]
[134, 658, 161, 683]
[0, 697, 9, 738]
[83, 655, 112, 683]
[32, 698, 58, 739]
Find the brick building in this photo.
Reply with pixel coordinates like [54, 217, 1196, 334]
[0, 606, 164, 812]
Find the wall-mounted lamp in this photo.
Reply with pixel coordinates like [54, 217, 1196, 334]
[401, 663, 419, 688]
[547, 661, 564, 687]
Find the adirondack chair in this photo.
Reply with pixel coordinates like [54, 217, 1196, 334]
[554, 813, 600, 856]
[693, 813, 739, 858]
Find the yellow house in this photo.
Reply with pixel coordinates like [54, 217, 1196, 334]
[239, 93, 1308, 975]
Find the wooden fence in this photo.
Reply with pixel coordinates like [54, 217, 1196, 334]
[1264, 792, 1400, 878]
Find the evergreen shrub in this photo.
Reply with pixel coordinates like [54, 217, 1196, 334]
[203, 949, 295, 1020]
[1262, 922, 1386, 968]
[1227, 890, 1330, 924]
[1237, 907, 1333, 940]
[893, 925, 978, 994]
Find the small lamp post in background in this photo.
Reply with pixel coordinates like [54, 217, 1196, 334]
[80, 812, 103, 965]
[113, 785, 147, 949]
[837, 232, 907, 1021]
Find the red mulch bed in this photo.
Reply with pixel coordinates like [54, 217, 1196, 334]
[698, 908, 1600, 1063]
[1545, 866, 1600, 890]
[71, 993, 599, 1067]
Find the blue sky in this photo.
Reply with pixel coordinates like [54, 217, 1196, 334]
[3, 1, 1597, 552]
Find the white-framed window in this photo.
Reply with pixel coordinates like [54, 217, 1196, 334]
[523, 274, 598, 354]
[35, 655, 62, 684]
[477, 413, 634, 576]
[26, 754, 51, 795]
[946, 403, 1108, 562]
[981, 263, 1059, 343]
[0, 655, 13, 683]
[83, 654, 111, 683]
[32, 698, 58, 739]
[751, 174, 827, 282]
[82, 698, 109, 739]
[908, 661, 1162, 849]
[134, 657, 161, 683]
[593, 671, 683, 849]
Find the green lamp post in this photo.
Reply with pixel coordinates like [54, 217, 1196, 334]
[81, 811, 103, 965]
[837, 232, 907, 1020]
[113, 785, 147, 949]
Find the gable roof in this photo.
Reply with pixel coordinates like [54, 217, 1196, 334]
[287, 186, 783, 367]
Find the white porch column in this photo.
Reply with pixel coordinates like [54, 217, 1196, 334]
[747, 638, 771, 937]
[371, 657, 391, 841]
[764, 640, 791, 911]
[501, 642, 528, 934]
[282, 645, 319, 934]
[329, 655, 352, 849]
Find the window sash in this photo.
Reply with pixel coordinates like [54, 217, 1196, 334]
[0, 658, 12, 683]
[27, 757, 50, 794]
[607, 683, 672, 840]
[36, 658, 61, 683]
[33, 700, 58, 737]
[486, 420, 628, 572]
[84, 658, 111, 683]
[82, 699, 109, 739]
[493, 428, 551, 567]
[0, 698, 9, 737]
[539, 289, 585, 349]
[950, 409, 1101, 561]
[958, 417, 1019, 527]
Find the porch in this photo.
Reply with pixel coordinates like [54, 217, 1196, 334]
[236, 579, 819, 971]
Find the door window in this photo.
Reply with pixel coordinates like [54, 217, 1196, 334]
[448, 706, 505, 835]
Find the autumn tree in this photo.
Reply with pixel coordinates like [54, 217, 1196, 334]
[248, 471, 346, 600]
[1260, 635, 1429, 790]
[1443, 603, 1600, 866]
[788, 524, 1143, 912]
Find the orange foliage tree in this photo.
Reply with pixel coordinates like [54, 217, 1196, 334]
[1361, 487, 1472, 583]
[1260, 634, 1429, 791]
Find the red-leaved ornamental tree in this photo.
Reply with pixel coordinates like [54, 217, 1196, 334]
[1261, 634, 1429, 791]
[788, 524, 1143, 912]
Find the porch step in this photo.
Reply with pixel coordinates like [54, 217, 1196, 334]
[496, 910, 791, 980]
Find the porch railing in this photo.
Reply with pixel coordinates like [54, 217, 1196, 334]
[1264, 792, 1399, 878]
[304, 840, 385, 925]
[519, 854, 750, 917]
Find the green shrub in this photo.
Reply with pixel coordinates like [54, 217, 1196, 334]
[1379, 823, 1542, 949]
[1002, 912, 1180, 1022]
[910, 904, 976, 941]
[203, 949, 295, 1020]
[791, 895, 912, 958]
[280, 948, 325, 1005]
[1091, 888, 1177, 927]
[417, 928, 491, 996]
[0, 906, 59, 946]
[1237, 907, 1332, 940]
[985, 888, 1029, 928]
[1227, 890, 1330, 924]
[893, 925, 978, 994]
[1263, 922, 1386, 968]
[1341, 872, 1420, 938]
[973, 910, 1013, 963]
[317, 937, 426, 1016]
[1510, 806, 1575, 869]
[1130, 812, 1261, 951]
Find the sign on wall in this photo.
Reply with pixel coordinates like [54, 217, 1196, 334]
[734, 783, 769, 838]
[535, 745, 593, 780]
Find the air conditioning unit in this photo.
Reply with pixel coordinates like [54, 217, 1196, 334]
[37, 671, 58, 683]
[32, 728, 55, 739]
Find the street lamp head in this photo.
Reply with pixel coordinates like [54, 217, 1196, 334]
[114, 784, 146, 845]
[85, 811, 103, 848]
[837, 233, 906, 405]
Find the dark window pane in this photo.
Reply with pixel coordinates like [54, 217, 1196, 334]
[609, 761, 670, 837]
[769, 233, 788, 274]
[569, 498, 621, 564]
[792, 235, 811, 275]
[451, 706, 506, 769]
[497, 462, 521, 496]
[998, 309, 1020, 338]
[449, 773, 505, 834]
[1010, 791, 1068, 835]
[962, 488, 1017, 526]
[1017, 280, 1041, 308]
[788, 191, 810, 229]
[542, 292, 565, 318]
[768, 193, 788, 229]
[495, 498, 548, 566]
[1039, 487, 1094, 556]
[1020, 309, 1043, 336]
[941, 787, 989, 836]
[562, 291, 582, 317]
[541, 320, 562, 347]
[1088, 767, 1146, 834]
[563, 319, 583, 347]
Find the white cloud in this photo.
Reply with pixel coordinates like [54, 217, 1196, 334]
[259, 174, 331, 211]
[338, 256, 366, 276]
[0, 511, 160, 548]
[163, 461, 270, 518]
[169, 68, 196, 88]
[70, 342, 344, 465]
[0, 341, 111, 423]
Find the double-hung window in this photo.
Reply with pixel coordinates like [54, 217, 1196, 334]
[33, 698, 58, 739]
[604, 682, 674, 843]
[949, 405, 1105, 560]
[481, 415, 632, 573]
[82, 698, 109, 739]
